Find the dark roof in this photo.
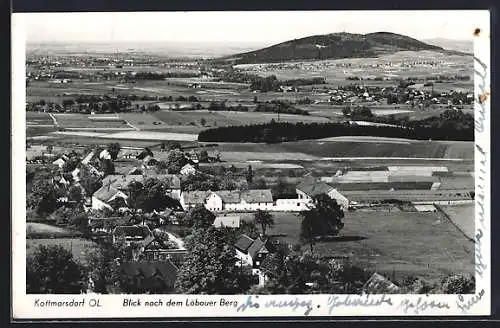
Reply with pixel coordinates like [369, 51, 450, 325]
[215, 190, 241, 204]
[241, 189, 273, 203]
[113, 225, 152, 239]
[234, 234, 254, 252]
[234, 235, 268, 258]
[214, 189, 274, 204]
[247, 237, 268, 259]
[121, 259, 178, 286]
[296, 180, 334, 197]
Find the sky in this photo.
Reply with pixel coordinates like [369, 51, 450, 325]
[20, 10, 488, 46]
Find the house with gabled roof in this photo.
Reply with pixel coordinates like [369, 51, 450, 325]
[92, 185, 128, 211]
[180, 163, 196, 176]
[52, 157, 67, 169]
[234, 234, 269, 273]
[296, 179, 349, 209]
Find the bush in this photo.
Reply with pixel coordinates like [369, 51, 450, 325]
[440, 274, 475, 294]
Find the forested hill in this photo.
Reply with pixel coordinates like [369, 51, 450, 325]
[219, 32, 445, 64]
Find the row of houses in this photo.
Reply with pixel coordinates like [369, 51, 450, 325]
[179, 182, 350, 213]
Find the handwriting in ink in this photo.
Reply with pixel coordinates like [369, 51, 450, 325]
[456, 289, 485, 313]
[265, 298, 313, 316]
[327, 294, 392, 314]
[475, 144, 487, 231]
[473, 55, 488, 133]
[236, 296, 260, 313]
[398, 297, 450, 315]
[475, 229, 487, 277]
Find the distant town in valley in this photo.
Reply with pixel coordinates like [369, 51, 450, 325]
[25, 30, 476, 296]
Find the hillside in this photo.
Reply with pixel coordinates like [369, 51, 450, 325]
[220, 32, 446, 64]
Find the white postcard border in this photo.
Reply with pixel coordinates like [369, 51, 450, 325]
[11, 10, 491, 319]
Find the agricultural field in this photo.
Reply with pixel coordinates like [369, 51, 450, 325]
[439, 204, 475, 240]
[26, 111, 54, 125]
[208, 139, 473, 161]
[235, 51, 473, 88]
[241, 209, 473, 283]
[54, 113, 133, 130]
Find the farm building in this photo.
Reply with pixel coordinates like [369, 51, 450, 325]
[92, 185, 128, 211]
[341, 189, 474, 205]
[234, 235, 269, 273]
[180, 189, 274, 212]
[296, 180, 349, 209]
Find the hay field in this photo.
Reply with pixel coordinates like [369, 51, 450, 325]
[240, 210, 473, 283]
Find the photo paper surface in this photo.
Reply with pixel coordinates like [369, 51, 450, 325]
[11, 10, 491, 319]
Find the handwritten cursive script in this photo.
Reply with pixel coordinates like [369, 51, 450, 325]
[456, 289, 485, 313]
[327, 294, 392, 314]
[265, 298, 313, 316]
[398, 297, 450, 315]
[473, 55, 488, 133]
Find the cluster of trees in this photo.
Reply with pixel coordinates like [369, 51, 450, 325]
[27, 93, 202, 113]
[205, 100, 309, 116]
[127, 178, 178, 213]
[156, 150, 189, 174]
[175, 227, 253, 294]
[26, 241, 476, 295]
[344, 107, 474, 132]
[255, 101, 310, 116]
[198, 117, 474, 143]
[300, 195, 345, 254]
[405, 75, 471, 82]
[180, 170, 238, 192]
[126, 71, 201, 80]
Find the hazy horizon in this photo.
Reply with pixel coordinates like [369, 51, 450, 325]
[21, 11, 487, 45]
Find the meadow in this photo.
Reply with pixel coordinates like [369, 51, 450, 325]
[241, 209, 474, 283]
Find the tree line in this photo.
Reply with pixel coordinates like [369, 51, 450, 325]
[198, 119, 474, 143]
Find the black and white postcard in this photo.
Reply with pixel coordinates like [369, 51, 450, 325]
[11, 10, 491, 319]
